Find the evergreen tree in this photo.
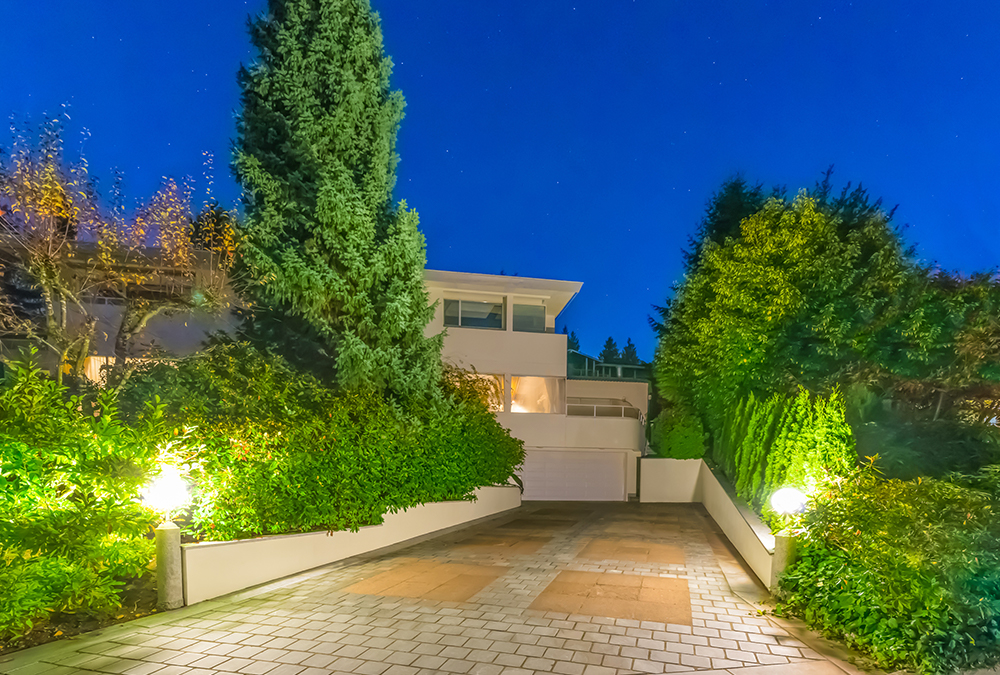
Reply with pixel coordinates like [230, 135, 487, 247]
[681, 175, 776, 271]
[564, 328, 580, 351]
[620, 338, 640, 365]
[599, 337, 620, 363]
[233, 0, 441, 400]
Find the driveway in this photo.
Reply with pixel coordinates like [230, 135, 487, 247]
[1, 503, 866, 675]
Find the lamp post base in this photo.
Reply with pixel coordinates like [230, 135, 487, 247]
[155, 521, 183, 610]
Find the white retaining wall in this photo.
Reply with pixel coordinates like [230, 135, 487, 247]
[639, 458, 777, 588]
[181, 486, 521, 605]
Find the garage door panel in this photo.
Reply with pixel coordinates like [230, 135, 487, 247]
[519, 449, 627, 501]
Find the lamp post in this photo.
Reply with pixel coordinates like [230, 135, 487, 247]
[141, 465, 189, 610]
[768, 487, 807, 592]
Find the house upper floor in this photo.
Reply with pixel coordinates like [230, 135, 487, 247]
[424, 269, 582, 380]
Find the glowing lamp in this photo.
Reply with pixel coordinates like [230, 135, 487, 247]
[141, 465, 189, 517]
[770, 487, 808, 515]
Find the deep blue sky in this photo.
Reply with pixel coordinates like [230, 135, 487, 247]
[3, 1, 998, 360]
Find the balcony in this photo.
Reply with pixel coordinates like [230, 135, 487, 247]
[567, 396, 643, 422]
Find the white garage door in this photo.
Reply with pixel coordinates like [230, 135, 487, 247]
[519, 448, 628, 501]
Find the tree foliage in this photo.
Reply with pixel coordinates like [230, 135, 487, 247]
[0, 119, 236, 387]
[234, 0, 441, 400]
[598, 336, 619, 363]
[564, 327, 580, 351]
[620, 337, 640, 365]
[657, 187, 914, 435]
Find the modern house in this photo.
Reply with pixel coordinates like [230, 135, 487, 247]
[425, 269, 648, 501]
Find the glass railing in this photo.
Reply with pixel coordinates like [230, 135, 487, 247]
[567, 364, 650, 381]
[566, 397, 644, 424]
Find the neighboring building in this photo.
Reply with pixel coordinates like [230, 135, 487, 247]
[425, 269, 648, 501]
[567, 348, 651, 381]
[0, 243, 239, 381]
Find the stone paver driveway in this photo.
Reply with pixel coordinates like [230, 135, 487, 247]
[1, 503, 858, 675]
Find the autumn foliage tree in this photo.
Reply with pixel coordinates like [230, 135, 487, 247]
[0, 118, 237, 386]
[0, 114, 104, 383]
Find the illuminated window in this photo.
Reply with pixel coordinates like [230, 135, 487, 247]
[510, 376, 566, 414]
[513, 304, 546, 333]
[443, 299, 504, 329]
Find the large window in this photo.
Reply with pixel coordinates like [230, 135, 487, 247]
[510, 376, 566, 414]
[512, 304, 546, 333]
[443, 299, 504, 329]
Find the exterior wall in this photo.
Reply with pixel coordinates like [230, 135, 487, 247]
[499, 414, 643, 452]
[424, 270, 646, 498]
[437, 327, 567, 378]
[8, 301, 239, 363]
[566, 379, 650, 417]
[182, 486, 521, 605]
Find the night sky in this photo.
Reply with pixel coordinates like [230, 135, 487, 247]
[3, 1, 998, 360]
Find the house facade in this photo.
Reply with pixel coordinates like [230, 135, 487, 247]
[425, 269, 648, 501]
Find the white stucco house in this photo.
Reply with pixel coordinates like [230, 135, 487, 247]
[424, 269, 648, 501]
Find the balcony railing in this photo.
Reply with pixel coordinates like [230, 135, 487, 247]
[566, 397, 644, 424]
[567, 363, 650, 381]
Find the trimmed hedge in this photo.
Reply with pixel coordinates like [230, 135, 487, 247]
[713, 387, 855, 512]
[779, 462, 1000, 674]
[121, 343, 525, 541]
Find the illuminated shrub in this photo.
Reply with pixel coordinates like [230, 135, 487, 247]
[780, 463, 1000, 674]
[121, 343, 524, 541]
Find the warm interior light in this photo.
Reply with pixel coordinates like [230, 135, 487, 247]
[770, 487, 808, 515]
[141, 465, 189, 516]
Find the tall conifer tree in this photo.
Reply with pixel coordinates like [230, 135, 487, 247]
[234, 0, 441, 400]
[599, 337, 620, 364]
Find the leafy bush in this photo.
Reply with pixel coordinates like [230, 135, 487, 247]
[0, 351, 162, 640]
[779, 462, 1000, 674]
[650, 407, 706, 459]
[121, 343, 525, 541]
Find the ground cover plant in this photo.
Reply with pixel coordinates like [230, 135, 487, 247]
[779, 462, 1000, 674]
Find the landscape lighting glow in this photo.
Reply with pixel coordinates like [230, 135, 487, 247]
[770, 487, 808, 515]
[141, 465, 189, 515]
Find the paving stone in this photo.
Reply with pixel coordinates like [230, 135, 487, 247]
[1, 504, 856, 675]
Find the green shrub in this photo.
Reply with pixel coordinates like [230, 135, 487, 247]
[0, 351, 162, 640]
[121, 343, 525, 541]
[779, 462, 1000, 674]
[650, 407, 707, 459]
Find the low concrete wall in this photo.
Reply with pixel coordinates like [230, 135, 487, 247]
[638, 457, 703, 502]
[181, 486, 521, 605]
[639, 458, 776, 589]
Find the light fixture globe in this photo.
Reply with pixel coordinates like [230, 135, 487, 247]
[141, 465, 189, 516]
[770, 487, 808, 515]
